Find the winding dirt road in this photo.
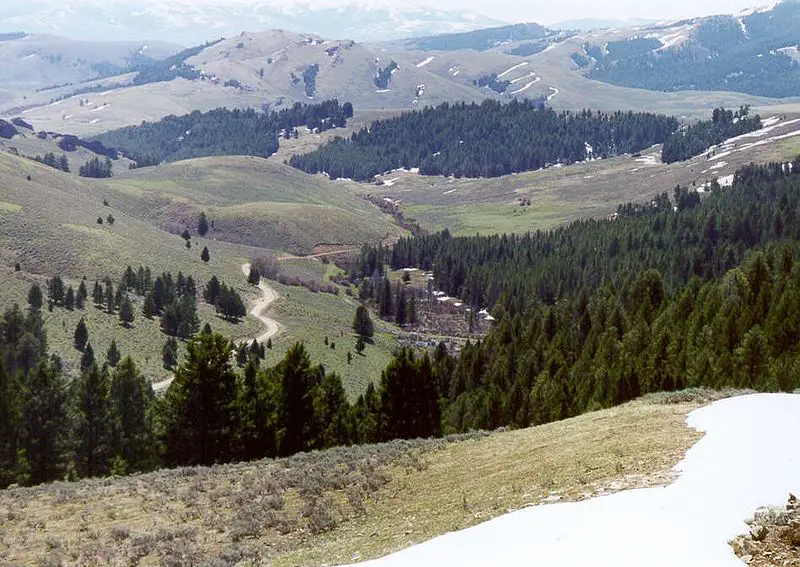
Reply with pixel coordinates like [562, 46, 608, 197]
[151, 263, 281, 394]
[240, 263, 281, 345]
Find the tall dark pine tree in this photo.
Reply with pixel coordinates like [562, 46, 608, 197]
[19, 361, 68, 486]
[162, 337, 179, 370]
[198, 211, 209, 237]
[378, 349, 440, 441]
[81, 342, 95, 372]
[27, 284, 43, 310]
[64, 286, 75, 311]
[277, 342, 320, 456]
[74, 317, 89, 351]
[110, 357, 155, 473]
[201, 246, 210, 263]
[353, 305, 375, 339]
[162, 333, 238, 466]
[106, 340, 121, 367]
[0, 361, 18, 488]
[73, 364, 112, 478]
[76, 281, 87, 309]
[119, 296, 134, 327]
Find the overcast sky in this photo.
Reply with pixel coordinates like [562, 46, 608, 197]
[4, 0, 771, 24]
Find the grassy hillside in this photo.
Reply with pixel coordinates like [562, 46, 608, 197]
[368, 114, 800, 236]
[0, 148, 405, 388]
[102, 155, 405, 255]
[0, 392, 723, 566]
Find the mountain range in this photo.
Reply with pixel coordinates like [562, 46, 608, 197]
[0, 0, 504, 45]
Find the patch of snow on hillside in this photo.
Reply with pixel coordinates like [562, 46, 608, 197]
[89, 119, 100, 124]
[375, 89, 391, 93]
[546, 87, 559, 101]
[382, 178, 400, 187]
[344, 394, 800, 567]
[497, 61, 529, 79]
[509, 78, 539, 95]
[634, 154, 660, 166]
[20, 53, 37, 60]
[443, 188, 456, 195]
[735, 17, 747, 37]
[510, 71, 537, 85]
[718, 174, 735, 186]
[762, 116, 781, 128]
[416, 56, 435, 68]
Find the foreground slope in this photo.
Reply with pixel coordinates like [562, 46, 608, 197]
[0, 393, 712, 566]
[346, 393, 800, 567]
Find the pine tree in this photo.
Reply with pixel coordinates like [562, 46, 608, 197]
[119, 295, 134, 327]
[110, 357, 155, 473]
[355, 335, 366, 355]
[198, 212, 209, 237]
[0, 361, 19, 488]
[48, 276, 65, 306]
[201, 246, 210, 263]
[64, 286, 75, 311]
[27, 284, 43, 310]
[204, 276, 221, 305]
[143, 294, 157, 319]
[73, 364, 112, 478]
[162, 333, 238, 465]
[106, 340, 121, 367]
[81, 342, 95, 372]
[92, 281, 103, 307]
[162, 337, 179, 370]
[19, 361, 68, 486]
[353, 305, 375, 339]
[74, 317, 89, 351]
[277, 343, 320, 456]
[76, 281, 87, 309]
[105, 281, 115, 314]
[248, 264, 260, 286]
[181, 229, 191, 241]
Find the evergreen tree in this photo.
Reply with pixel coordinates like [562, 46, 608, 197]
[378, 349, 440, 441]
[0, 361, 18, 487]
[105, 281, 115, 314]
[47, 276, 65, 306]
[277, 343, 320, 456]
[19, 361, 68, 486]
[81, 342, 95, 372]
[143, 294, 157, 319]
[247, 264, 260, 286]
[162, 333, 238, 465]
[198, 212, 209, 237]
[27, 284, 43, 310]
[353, 305, 375, 339]
[73, 364, 112, 478]
[204, 276, 221, 305]
[74, 317, 89, 351]
[355, 335, 366, 355]
[92, 281, 103, 307]
[76, 281, 87, 309]
[119, 295, 134, 327]
[106, 340, 121, 367]
[64, 286, 75, 311]
[162, 337, 179, 370]
[110, 357, 156, 473]
[201, 246, 210, 263]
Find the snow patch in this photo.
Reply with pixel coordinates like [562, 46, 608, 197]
[345, 394, 800, 567]
[443, 188, 456, 195]
[416, 56, 436, 68]
[546, 87, 559, 101]
[718, 174, 735, 187]
[497, 61, 529, 79]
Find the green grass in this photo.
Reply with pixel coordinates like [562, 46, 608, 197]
[263, 281, 397, 399]
[404, 202, 574, 236]
[101, 156, 405, 255]
[0, 270, 262, 383]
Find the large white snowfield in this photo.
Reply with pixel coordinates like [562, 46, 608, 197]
[344, 394, 800, 567]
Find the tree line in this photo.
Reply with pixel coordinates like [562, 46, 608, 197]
[661, 107, 762, 163]
[93, 100, 353, 167]
[353, 159, 800, 313]
[289, 100, 679, 180]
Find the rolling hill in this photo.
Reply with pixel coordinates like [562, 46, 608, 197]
[577, 0, 800, 97]
[6, 16, 796, 138]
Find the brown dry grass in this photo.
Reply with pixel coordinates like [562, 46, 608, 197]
[0, 394, 723, 567]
